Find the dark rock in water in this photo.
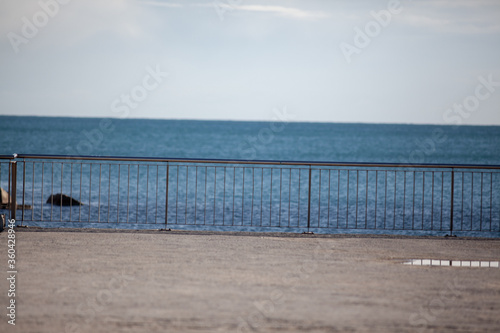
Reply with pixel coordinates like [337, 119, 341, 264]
[46, 194, 83, 206]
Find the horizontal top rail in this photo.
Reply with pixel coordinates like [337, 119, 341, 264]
[0, 154, 15, 160]
[2, 153, 499, 170]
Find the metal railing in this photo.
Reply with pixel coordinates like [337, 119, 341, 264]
[0, 155, 16, 220]
[1, 154, 499, 236]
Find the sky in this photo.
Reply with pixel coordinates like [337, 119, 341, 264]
[0, 0, 499, 125]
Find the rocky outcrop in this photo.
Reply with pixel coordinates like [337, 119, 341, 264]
[0, 187, 31, 210]
[1, 187, 11, 205]
[46, 194, 83, 206]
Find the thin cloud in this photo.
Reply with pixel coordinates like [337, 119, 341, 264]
[138, 1, 329, 20]
[399, 13, 500, 35]
[234, 5, 329, 20]
[398, 0, 500, 34]
[138, 1, 182, 8]
[419, 0, 499, 8]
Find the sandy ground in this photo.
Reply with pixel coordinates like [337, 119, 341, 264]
[0, 228, 499, 333]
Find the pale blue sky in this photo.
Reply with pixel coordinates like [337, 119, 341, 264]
[1, 0, 499, 124]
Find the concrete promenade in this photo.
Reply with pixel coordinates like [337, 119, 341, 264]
[1, 228, 499, 332]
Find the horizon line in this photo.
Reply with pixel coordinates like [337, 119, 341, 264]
[0, 113, 499, 127]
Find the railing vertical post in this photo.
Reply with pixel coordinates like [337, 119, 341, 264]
[165, 164, 169, 227]
[450, 169, 454, 236]
[22, 161, 26, 225]
[10, 161, 17, 222]
[307, 166, 312, 232]
[7, 160, 11, 219]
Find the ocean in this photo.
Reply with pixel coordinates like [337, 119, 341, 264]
[1, 116, 499, 236]
[1, 116, 500, 164]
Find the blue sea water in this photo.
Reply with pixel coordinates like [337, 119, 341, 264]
[1, 116, 500, 164]
[1, 116, 499, 236]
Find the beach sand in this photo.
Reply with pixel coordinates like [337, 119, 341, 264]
[1, 229, 499, 332]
